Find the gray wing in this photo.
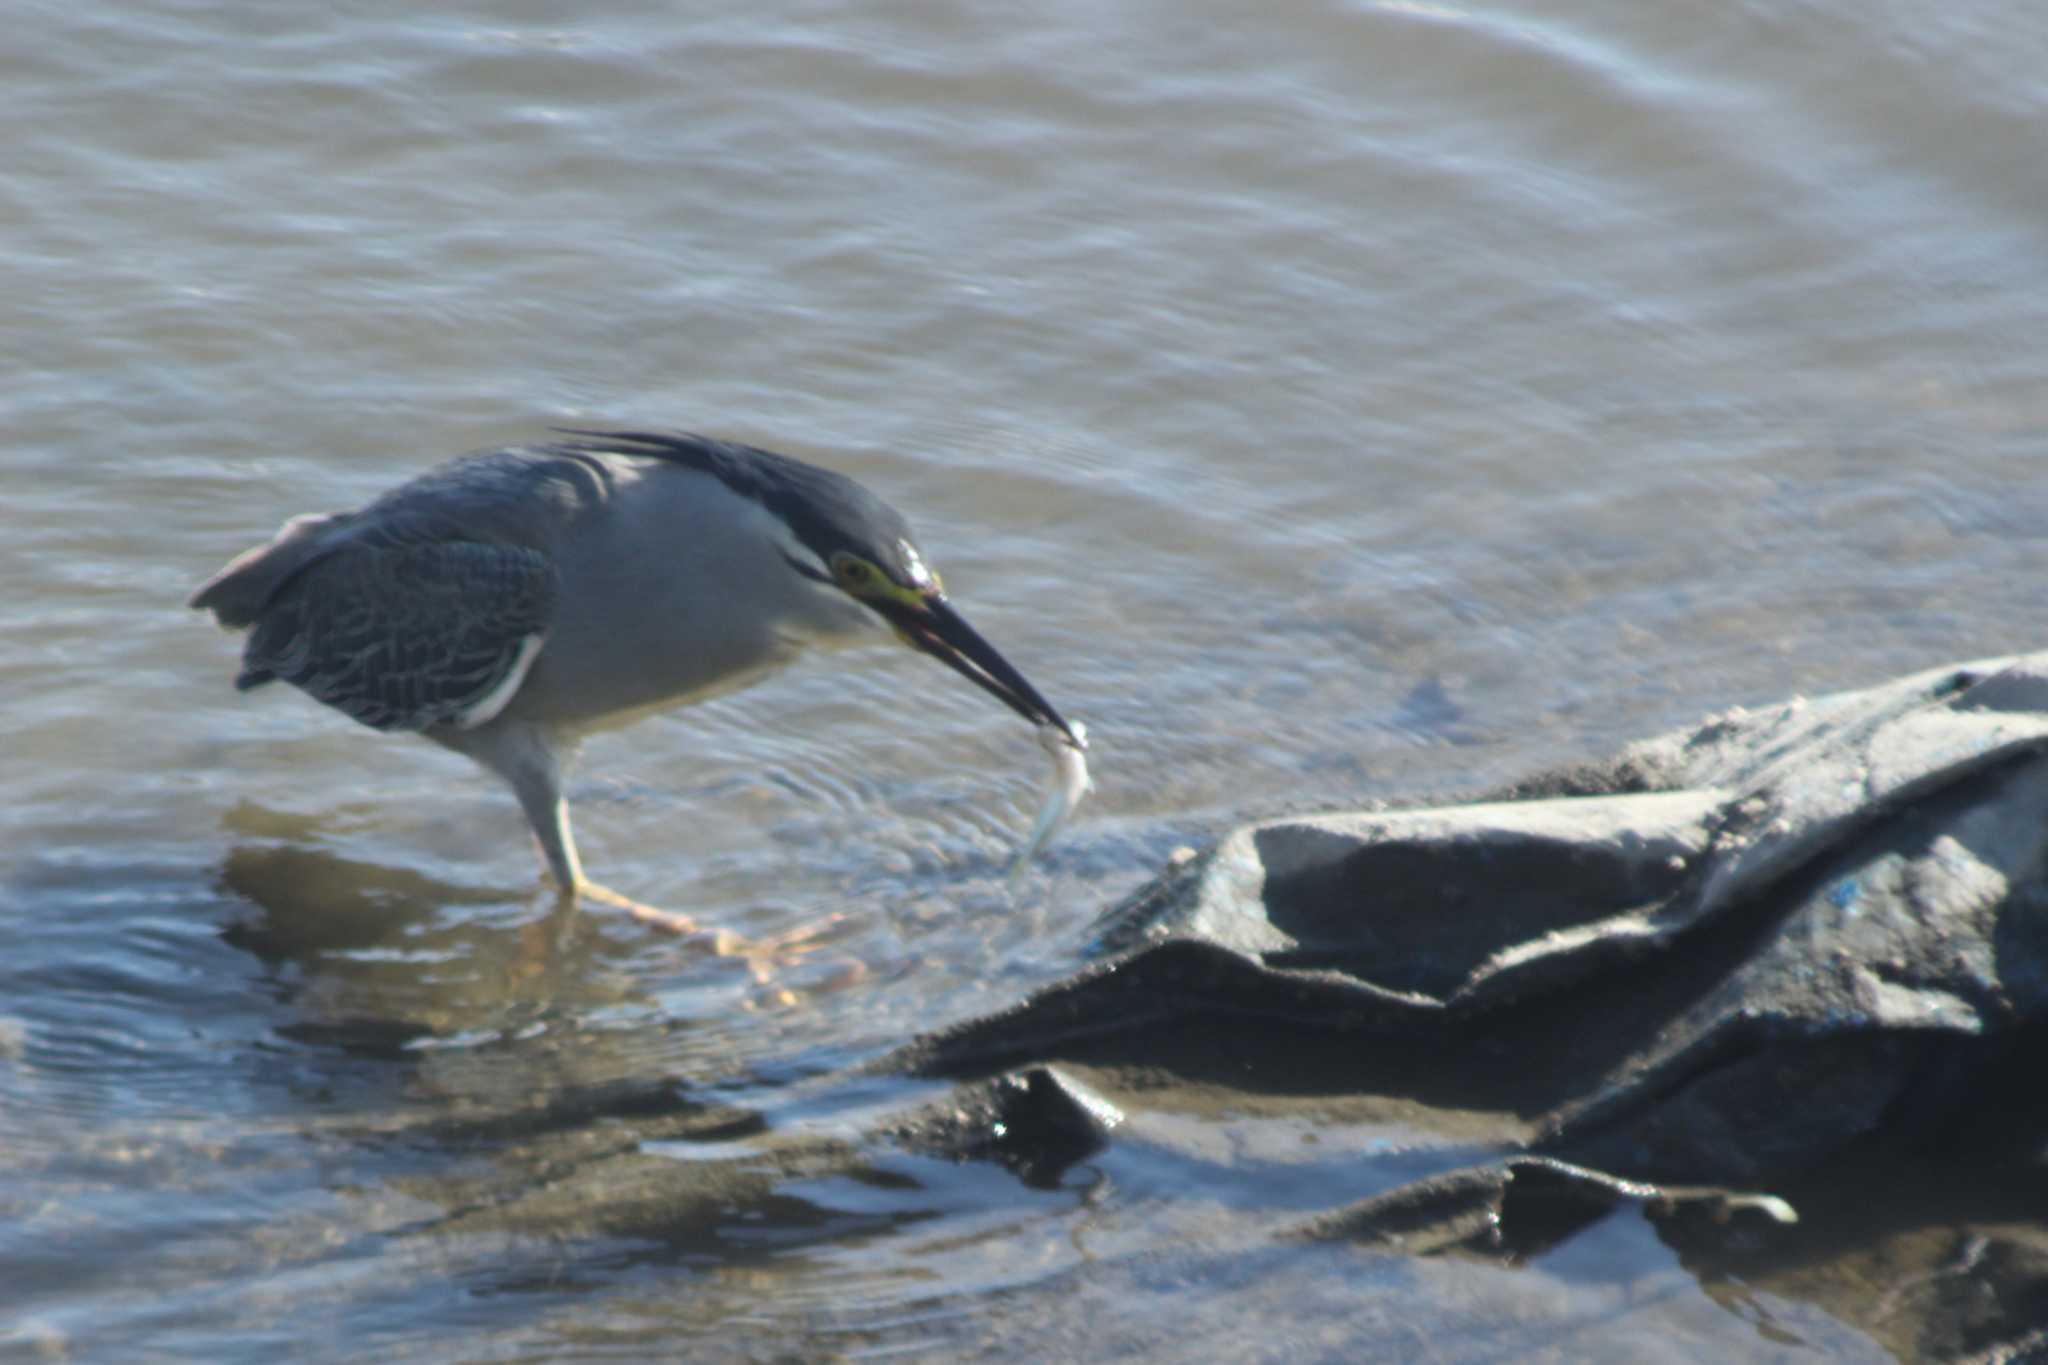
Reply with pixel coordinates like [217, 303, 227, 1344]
[239, 539, 558, 732]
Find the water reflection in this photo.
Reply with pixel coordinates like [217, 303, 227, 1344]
[218, 831, 621, 1030]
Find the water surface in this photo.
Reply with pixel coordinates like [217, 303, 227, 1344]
[6, 1, 2047, 1358]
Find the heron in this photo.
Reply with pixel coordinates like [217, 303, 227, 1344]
[191, 428, 1079, 939]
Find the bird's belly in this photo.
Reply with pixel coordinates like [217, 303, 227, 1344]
[500, 626, 806, 736]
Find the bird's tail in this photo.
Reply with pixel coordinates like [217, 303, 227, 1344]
[189, 512, 347, 629]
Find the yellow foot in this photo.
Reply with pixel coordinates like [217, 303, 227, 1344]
[561, 878, 855, 1000]
[573, 879, 707, 936]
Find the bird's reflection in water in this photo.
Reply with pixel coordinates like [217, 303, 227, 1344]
[209, 805, 849, 1255]
[211, 802, 708, 1091]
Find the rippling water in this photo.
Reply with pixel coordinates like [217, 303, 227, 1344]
[6, 1, 2046, 1358]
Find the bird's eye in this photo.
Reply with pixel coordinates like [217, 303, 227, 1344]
[833, 556, 874, 587]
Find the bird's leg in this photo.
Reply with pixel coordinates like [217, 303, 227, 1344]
[583, 880, 848, 979]
[521, 796, 713, 939]
[561, 858, 850, 987]
[573, 880, 716, 940]
[477, 723, 701, 935]
[527, 810, 837, 963]
[481, 722, 846, 984]
[577, 876, 852, 1004]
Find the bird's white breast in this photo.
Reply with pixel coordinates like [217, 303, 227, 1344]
[494, 458, 881, 732]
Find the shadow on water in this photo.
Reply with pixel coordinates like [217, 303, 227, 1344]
[190, 809, 1058, 1318]
[209, 798, 788, 1037]
[218, 836, 605, 1053]
[206, 804, 717, 1123]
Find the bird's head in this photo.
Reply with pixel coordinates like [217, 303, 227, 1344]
[779, 483, 1082, 749]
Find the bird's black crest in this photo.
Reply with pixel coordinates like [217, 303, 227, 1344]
[548, 428, 923, 578]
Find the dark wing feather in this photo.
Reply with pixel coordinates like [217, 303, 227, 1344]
[240, 540, 557, 732]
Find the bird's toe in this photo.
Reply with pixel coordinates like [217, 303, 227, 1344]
[567, 881, 859, 1002]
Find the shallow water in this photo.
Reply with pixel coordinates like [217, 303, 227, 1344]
[6, 0, 2047, 1358]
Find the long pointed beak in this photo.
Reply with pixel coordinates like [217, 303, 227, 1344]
[886, 595, 1081, 747]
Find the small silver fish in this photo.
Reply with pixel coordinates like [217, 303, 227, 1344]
[1011, 720, 1091, 876]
